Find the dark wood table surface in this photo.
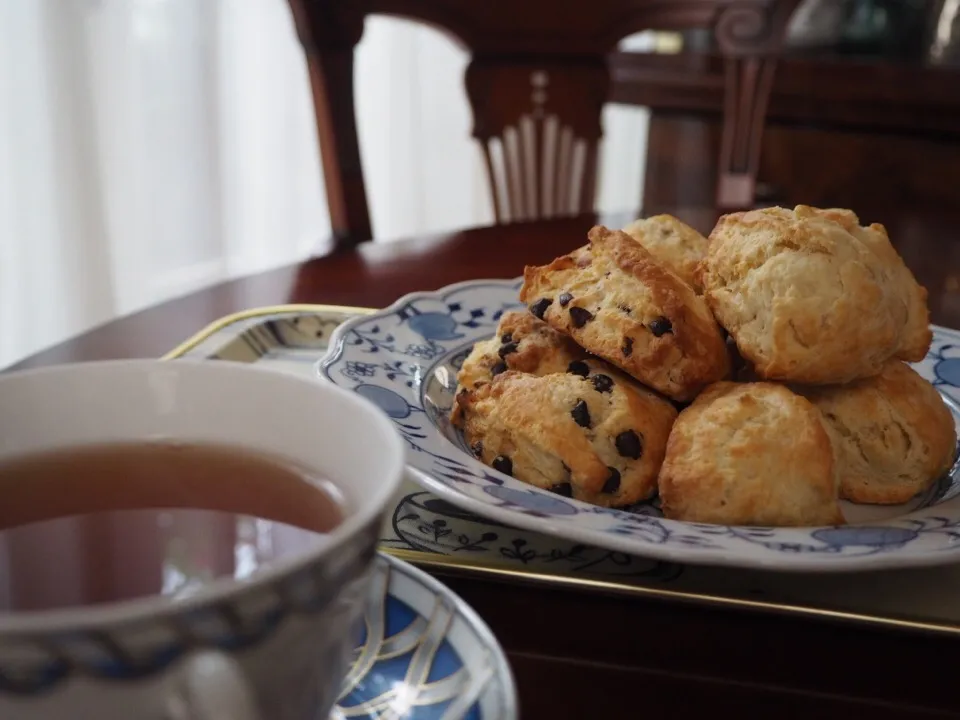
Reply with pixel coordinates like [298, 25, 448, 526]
[11, 206, 960, 718]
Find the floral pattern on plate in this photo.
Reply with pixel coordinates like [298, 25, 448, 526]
[319, 279, 960, 572]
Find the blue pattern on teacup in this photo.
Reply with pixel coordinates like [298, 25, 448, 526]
[319, 279, 960, 570]
[0, 522, 378, 695]
[0, 550, 513, 717]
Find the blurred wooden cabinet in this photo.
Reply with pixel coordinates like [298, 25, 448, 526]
[611, 51, 960, 213]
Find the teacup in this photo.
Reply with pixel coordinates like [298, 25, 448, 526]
[0, 359, 404, 719]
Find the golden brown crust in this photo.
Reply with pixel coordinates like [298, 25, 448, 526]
[798, 207, 931, 360]
[450, 311, 587, 426]
[622, 214, 709, 292]
[846, 222, 931, 362]
[798, 361, 957, 505]
[701, 205, 932, 384]
[658, 382, 844, 526]
[458, 364, 677, 508]
[519, 226, 729, 401]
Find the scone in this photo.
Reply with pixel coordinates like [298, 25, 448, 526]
[450, 311, 587, 425]
[814, 208, 931, 361]
[519, 226, 730, 402]
[622, 214, 708, 292]
[798, 361, 956, 505]
[457, 364, 678, 507]
[701, 205, 931, 384]
[659, 382, 844, 526]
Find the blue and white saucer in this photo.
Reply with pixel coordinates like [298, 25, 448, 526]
[335, 553, 515, 719]
[319, 278, 960, 573]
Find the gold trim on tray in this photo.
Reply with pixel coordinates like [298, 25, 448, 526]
[386, 548, 958, 635]
[164, 304, 960, 638]
[161, 303, 376, 360]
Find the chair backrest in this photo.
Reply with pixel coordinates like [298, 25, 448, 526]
[289, 0, 801, 245]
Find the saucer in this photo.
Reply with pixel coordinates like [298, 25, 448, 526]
[334, 553, 516, 719]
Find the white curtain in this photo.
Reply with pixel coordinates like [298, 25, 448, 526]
[0, 0, 649, 369]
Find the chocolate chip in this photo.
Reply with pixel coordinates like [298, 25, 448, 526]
[571, 399, 591, 428]
[569, 307, 594, 328]
[498, 341, 519, 358]
[602, 467, 621, 494]
[622, 337, 634, 356]
[549, 482, 573, 498]
[491, 361, 507, 376]
[615, 430, 643, 459]
[500, 332, 513, 344]
[530, 298, 552, 319]
[649, 316, 673, 337]
[591, 374, 613, 393]
[492, 455, 513, 476]
[471, 442, 483, 458]
[558, 292, 573, 307]
[618, 304, 632, 315]
[567, 360, 590, 377]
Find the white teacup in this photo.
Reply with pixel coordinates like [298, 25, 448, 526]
[0, 359, 404, 719]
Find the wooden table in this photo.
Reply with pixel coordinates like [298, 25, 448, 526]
[11, 207, 960, 717]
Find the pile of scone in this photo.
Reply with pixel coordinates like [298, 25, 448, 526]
[450, 206, 958, 527]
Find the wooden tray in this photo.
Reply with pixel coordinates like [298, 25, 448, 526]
[166, 304, 960, 637]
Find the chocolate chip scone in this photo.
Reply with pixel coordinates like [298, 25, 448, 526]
[622, 214, 708, 292]
[519, 226, 730, 402]
[701, 205, 931, 385]
[451, 311, 587, 426]
[659, 382, 844, 527]
[457, 362, 678, 508]
[798, 361, 956, 505]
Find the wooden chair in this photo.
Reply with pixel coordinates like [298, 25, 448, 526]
[289, 0, 801, 245]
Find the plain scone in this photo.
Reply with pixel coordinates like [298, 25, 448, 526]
[457, 366, 678, 507]
[659, 382, 845, 526]
[520, 226, 730, 401]
[701, 205, 931, 384]
[622, 214, 708, 292]
[799, 361, 956, 505]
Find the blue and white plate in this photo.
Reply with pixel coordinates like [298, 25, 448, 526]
[319, 279, 960, 572]
[335, 553, 515, 719]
